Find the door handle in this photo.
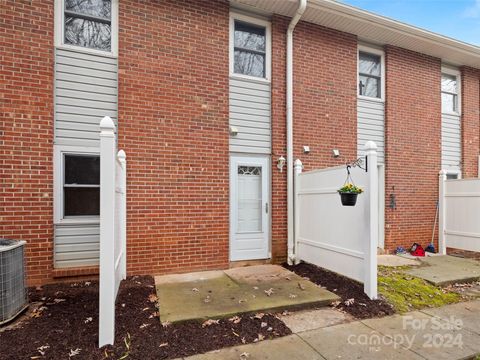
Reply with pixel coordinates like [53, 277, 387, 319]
[265, 202, 269, 214]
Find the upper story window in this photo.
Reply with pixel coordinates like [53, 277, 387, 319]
[441, 69, 460, 114]
[230, 13, 271, 80]
[64, 0, 112, 51]
[55, 0, 118, 55]
[358, 51, 383, 99]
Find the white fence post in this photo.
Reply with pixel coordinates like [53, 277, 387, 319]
[365, 141, 378, 300]
[99, 116, 116, 347]
[438, 170, 447, 255]
[292, 159, 303, 265]
[117, 150, 127, 280]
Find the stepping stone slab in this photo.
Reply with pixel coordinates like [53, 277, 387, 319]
[377, 255, 421, 267]
[405, 255, 480, 286]
[156, 266, 339, 323]
[298, 321, 423, 359]
[278, 308, 354, 333]
[183, 335, 325, 360]
[362, 310, 480, 360]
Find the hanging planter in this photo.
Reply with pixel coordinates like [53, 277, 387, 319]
[338, 165, 364, 207]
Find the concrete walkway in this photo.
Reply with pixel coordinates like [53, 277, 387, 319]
[155, 265, 339, 323]
[179, 300, 480, 360]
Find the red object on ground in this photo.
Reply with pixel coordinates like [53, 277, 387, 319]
[410, 243, 426, 257]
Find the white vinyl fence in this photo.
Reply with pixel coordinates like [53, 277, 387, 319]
[439, 171, 480, 254]
[294, 142, 378, 299]
[99, 116, 127, 347]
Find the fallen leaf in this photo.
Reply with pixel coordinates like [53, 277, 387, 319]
[289, 294, 297, 298]
[285, 276, 291, 281]
[267, 327, 273, 332]
[232, 329, 240, 337]
[68, 348, 81, 357]
[254, 313, 265, 319]
[148, 294, 158, 303]
[297, 283, 306, 291]
[121, 303, 126, 308]
[192, 288, 199, 292]
[261, 322, 268, 328]
[53, 298, 66, 304]
[37, 345, 50, 356]
[344, 298, 355, 306]
[240, 352, 250, 359]
[149, 312, 159, 319]
[202, 319, 220, 328]
[84, 282, 91, 286]
[229, 316, 241, 324]
[281, 310, 289, 316]
[159, 343, 168, 348]
[204, 295, 211, 303]
[84, 317, 92, 324]
[253, 286, 259, 290]
[254, 334, 265, 342]
[331, 300, 341, 307]
[142, 307, 150, 311]
[241, 337, 246, 344]
[140, 323, 150, 329]
[264, 288, 274, 296]
[161, 321, 171, 328]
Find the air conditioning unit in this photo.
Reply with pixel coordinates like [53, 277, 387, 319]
[0, 239, 28, 325]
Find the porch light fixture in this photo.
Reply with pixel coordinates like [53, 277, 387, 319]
[277, 156, 286, 172]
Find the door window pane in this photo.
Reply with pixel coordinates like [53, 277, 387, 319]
[237, 166, 262, 232]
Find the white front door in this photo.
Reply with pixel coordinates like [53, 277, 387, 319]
[230, 155, 270, 261]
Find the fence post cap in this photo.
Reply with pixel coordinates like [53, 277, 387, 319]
[117, 149, 126, 160]
[364, 141, 377, 151]
[294, 159, 303, 166]
[100, 116, 115, 132]
[439, 170, 448, 176]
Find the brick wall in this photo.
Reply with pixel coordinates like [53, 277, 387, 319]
[461, 67, 480, 178]
[270, 17, 358, 263]
[118, 0, 230, 275]
[0, 1, 54, 285]
[384, 46, 442, 252]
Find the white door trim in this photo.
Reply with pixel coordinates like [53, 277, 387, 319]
[230, 155, 270, 261]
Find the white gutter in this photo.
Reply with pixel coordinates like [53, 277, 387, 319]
[287, 0, 307, 265]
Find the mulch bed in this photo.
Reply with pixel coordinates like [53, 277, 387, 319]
[284, 262, 395, 319]
[0, 276, 290, 360]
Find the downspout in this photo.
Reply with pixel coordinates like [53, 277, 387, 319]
[287, 0, 307, 265]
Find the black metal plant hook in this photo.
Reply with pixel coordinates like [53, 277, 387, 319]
[346, 156, 368, 173]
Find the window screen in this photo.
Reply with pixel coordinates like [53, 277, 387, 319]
[359, 52, 381, 98]
[64, 0, 112, 51]
[63, 154, 100, 216]
[441, 74, 458, 113]
[234, 21, 266, 78]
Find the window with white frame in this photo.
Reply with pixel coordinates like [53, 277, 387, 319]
[230, 13, 271, 80]
[55, 147, 100, 222]
[56, 0, 118, 54]
[358, 48, 384, 99]
[441, 69, 460, 114]
[63, 154, 100, 217]
[64, 0, 112, 51]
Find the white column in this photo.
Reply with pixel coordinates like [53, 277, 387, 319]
[117, 150, 127, 280]
[99, 116, 116, 347]
[364, 141, 378, 300]
[291, 159, 303, 265]
[438, 170, 447, 255]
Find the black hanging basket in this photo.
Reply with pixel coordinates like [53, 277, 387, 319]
[339, 192, 358, 206]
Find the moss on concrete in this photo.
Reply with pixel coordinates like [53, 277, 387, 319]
[378, 266, 461, 313]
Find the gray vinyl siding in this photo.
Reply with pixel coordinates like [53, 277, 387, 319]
[54, 47, 117, 268]
[55, 48, 118, 147]
[229, 77, 271, 154]
[357, 98, 385, 165]
[54, 224, 100, 268]
[441, 113, 461, 170]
